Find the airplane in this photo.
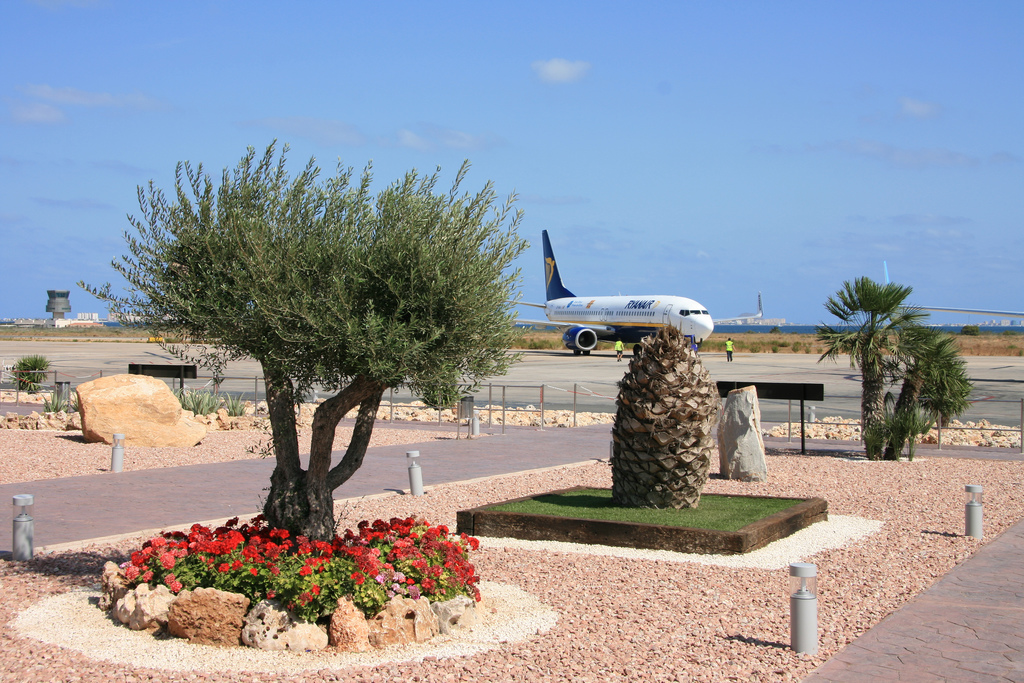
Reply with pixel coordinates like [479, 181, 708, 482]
[516, 230, 762, 355]
[882, 262, 1024, 320]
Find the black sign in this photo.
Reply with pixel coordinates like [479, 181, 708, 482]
[716, 381, 824, 401]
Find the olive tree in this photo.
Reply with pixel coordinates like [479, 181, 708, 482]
[83, 143, 527, 541]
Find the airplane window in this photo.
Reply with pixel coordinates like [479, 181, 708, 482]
[701, 310, 709, 315]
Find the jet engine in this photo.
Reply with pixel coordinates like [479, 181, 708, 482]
[562, 326, 598, 355]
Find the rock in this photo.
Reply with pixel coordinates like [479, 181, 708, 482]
[283, 623, 329, 651]
[114, 584, 175, 631]
[329, 597, 371, 652]
[717, 385, 767, 482]
[240, 599, 326, 651]
[167, 587, 250, 646]
[99, 561, 129, 611]
[76, 374, 207, 447]
[241, 599, 294, 651]
[367, 596, 439, 648]
[431, 595, 480, 634]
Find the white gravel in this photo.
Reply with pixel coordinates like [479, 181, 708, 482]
[13, 581, 557, 674]
[2, 431, 1023, 681]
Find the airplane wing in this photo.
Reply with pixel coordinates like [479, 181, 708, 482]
[713, 292, 763, 325]
[920, 306, 1024, 319]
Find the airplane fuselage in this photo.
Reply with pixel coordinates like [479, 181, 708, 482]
[545, 295, 715, 345]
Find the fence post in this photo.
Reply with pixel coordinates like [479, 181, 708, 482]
[788, 400, 792, 442]
[488, 384, 493, 430]
[573, 383, 577, 428]
[540, 384, 545, 430]
[502, 385, 506, 435]
[937, 415, 942, 450]
[389, 387, 394, 422]
[1020, 398, 1023, 455]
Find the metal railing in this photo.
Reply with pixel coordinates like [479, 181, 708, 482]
[2, 366, 1020, 452]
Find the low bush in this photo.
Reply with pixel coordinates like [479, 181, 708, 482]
[174, 388, 220, 415]
[220, 392, 247, 417]
[960, 325, 980, 336]
[13, 355, 50, 392]
[123, 516, 481, 624]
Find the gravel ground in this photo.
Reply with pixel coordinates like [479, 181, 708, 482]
[2, 432, 1023, 682]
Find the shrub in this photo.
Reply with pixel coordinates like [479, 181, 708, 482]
[960, 325, 980, 336]
[123, 516, 481, 624]
[174, 388, 220, 415]
[42, 387, 76, 413]
[792, 341, 803, 353]
[769, 326, 781, 334]
[13, 355, 50, 392]
[220, 392, 247, 417]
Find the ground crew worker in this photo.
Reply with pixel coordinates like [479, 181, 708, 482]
[725, 338, 734, 362]
[615, 340, 624, 361]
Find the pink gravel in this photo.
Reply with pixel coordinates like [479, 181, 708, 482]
[2, 430, 1023, 681]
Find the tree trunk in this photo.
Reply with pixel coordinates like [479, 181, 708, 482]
[882, 371, 925, 460]
[261, 367, 309, 534]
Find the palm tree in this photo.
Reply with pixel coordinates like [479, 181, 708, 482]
[882, 326, 972, 459]
[816, 277, 928, 457]
[611, 325, 720, 509]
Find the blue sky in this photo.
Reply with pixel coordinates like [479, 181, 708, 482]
[2, 1, 1021, 324]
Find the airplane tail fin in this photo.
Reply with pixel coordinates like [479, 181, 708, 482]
[542, 230, 575, 301]
[755, 291, 763, 318]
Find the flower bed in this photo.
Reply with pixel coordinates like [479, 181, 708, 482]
[124, 515, 480, 624]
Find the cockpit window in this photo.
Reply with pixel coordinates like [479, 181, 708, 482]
[701, 310, 709, 315]
[680, 310, 690, 316]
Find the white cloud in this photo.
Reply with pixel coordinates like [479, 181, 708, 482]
[10, 101, 66, 124]
[20, 84, 163, 110]
[239, 117, 365, 146]
[396, 129, 432, 152]
[813, 139, 980, 168]
[395, 124, 498, 151]
[531, 58, 591, 84]
[890, 213, 971, 227]
[899, 97, 942, 119]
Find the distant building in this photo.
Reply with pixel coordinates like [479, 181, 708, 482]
[45, 290, 71, 320]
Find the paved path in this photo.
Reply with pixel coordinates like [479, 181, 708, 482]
[1, 425, 1022, 680]
[0, 423, 612, 550]
[804, 517, 1024, 682]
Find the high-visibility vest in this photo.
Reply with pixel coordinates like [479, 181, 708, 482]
[614, 341, 623, 351]
[725, 340, 734, 351]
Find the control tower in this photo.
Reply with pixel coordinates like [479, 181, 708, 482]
[46, 290, 71, 320]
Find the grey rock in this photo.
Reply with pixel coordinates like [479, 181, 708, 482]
[717, 385, 767, 482]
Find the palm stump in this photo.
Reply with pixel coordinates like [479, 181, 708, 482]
[611, 326, 720, 508]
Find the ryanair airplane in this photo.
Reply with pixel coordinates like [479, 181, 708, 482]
[517, 231, 761, 355]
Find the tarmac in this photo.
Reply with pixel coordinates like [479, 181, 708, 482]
[1, 422, 1022, 681]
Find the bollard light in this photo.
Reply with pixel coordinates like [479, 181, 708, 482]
[111, 433, 125, 473]
[965, 484, 983, 539]
[471, 410, 480, 437]
[407, 450, 424, 497]
[13, 494, 34, 561]
[789, 562, 818, 655]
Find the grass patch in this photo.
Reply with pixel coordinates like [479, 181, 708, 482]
[488, 488, 802, 532]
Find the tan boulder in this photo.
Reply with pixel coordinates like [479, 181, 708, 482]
[167, 587, 250, 646]
[114, 584, 175, 631]
[367, 596, 438, 648]
[99, 561, 129, 611]
[76, 374, 207, 447]
[329, 596, 371, 652]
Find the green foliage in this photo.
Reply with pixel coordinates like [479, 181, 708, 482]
[82, 142, 527, 540]
[13, 355, 50, 392]
[42, 387, 76, 413]
[220, 392, 247, 417]
[816, 277, 928, 456]
[174, 388, 221, 415]
[960, 324, 980, 336]
[769, 326, 781, 334]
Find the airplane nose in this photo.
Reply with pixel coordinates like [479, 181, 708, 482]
[695, 315, 714, 342]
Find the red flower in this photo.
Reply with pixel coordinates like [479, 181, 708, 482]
[250, 567, 258, 576]
[311, 585, 321, 596]
[160, 552, 176, 570]
[352, 572, 365, 585]
[299, 565, 312, 576]
[218, 563, 230, 573]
